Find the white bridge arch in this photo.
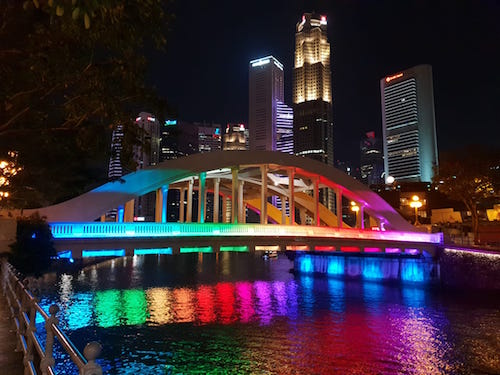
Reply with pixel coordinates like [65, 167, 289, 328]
[29, 151, 415, 232]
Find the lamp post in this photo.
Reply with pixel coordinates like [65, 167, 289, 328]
[409, 195, 422, 225]
[350, 201, 360, 228]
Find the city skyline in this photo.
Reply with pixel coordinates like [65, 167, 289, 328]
[152, 0, 499, 165]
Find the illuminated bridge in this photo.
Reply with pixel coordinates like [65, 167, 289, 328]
[28, 151, 442, 271]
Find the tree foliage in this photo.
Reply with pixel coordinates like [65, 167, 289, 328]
[433, 146, 499, 243]
[0, 0, 172, 207]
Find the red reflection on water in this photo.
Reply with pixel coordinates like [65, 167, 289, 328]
[215, 282, 235, 324]
[196, 285, 216, 324]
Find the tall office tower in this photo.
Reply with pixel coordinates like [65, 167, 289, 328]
[380, 64, 438, 183]
[223, 123, 248, 151]
[108, 125, 124, 180]
[276, 101, 294, 154]
[249, 55, 286, 151]
[293, 13, 334, 210]
[360, 131, 384, 186]
[293, 13, 333, 164]
[134, 112, 161, 221]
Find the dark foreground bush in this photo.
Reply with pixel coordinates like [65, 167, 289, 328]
[9, 213, 56, 277]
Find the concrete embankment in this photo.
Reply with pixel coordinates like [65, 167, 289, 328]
[439, 247, 500, 291]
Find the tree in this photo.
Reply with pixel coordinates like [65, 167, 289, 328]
[433, 146, 499, 244]
[0, 0, 172, 207]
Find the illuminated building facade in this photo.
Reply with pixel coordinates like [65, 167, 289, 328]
[360, 131, 384, 186]
[293, 13, 333, 165]
[223, 123, 248, 151]
[108, 125, 124, 180]
[276, 101, 294, 154]
[380, 65, 438, 182]
[195, 122, 222, 153]
[249, 56, 294, 152]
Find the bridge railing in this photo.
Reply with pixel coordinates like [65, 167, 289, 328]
[1, 259, 103, 375]
[49, 222, 444, 245]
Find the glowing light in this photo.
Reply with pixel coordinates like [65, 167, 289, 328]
[220, 246, 248, 252]
[327, 257, 344, 275]
[286, 245, 309, 251]
[147, 116, 156, 122]
[135, 117, 141, 122]
[385, 73, 403, 83]
[341, 246, 359, 252]
[180, 246, 212, 253]
[298, 255, 314, 273]
[320, 15, 327, 25]
[315, 245, 336, 251]
[255, 245, 280, 251]
[82, 249, 125, 257]
[134, 247, 172, 255]
[49, 222, 443, 247]
[401, 259, 425, 282]
[165, 120, 177, 126]
[364, 247, 381, 253]
[363, 259, 384, 279]
[250, 58, 270, 67]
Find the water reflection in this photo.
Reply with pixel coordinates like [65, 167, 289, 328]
[36, 253, 499, 375]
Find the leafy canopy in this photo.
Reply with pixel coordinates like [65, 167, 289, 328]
[0, 0, 172, 207]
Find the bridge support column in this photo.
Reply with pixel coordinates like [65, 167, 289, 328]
[187, 179, 193, 223]
[260, 165, 268, 224]
[280, 195, 287, 224]
[288, 169, 295, 225]
[335, 188, 342, 228]
[179, 188, 185, 223]
[231, 167, 239, 223]
[124, 199, 134, 222]
[313, 177, 320, 226]
[358, 205, 364, 229]
[155, 185, 168, 223]
[213, 178, 220, 223]
[198, 172, 206, 223]
[238, 180, 245, 223]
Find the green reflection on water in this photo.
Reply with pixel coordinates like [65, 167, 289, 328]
[123, 290, 148, 325]
[95, 290, 121, 328]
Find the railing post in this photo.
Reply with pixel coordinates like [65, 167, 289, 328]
[23, 292, 38, 370]
[41, 304, 59, 374]
[81, 341, 103, 375]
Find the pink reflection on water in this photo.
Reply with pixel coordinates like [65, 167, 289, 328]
[272, 281, 288, 316]
[235, 282, 254, 323]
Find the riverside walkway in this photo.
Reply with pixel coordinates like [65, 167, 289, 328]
[0, 288, 23, 374]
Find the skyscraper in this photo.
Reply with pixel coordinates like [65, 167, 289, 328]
[133, 112, 161, 221]
[293, 13, 333, 165]
[360, 131, 384, 186]
[380, 64, 438, 183]
[249, 56, 293, 151]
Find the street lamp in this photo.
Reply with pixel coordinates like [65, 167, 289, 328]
[409, 195, 422, 225]
[350, 201, 360, 228]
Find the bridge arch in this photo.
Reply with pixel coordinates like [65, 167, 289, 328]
[27, 151, 415, 232]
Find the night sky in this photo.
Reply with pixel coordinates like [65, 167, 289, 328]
[149, 0, 500, 166]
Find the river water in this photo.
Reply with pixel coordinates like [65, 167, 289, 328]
[36, 252, 499, 374]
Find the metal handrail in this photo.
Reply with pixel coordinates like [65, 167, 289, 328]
[1, 259, 103, 375]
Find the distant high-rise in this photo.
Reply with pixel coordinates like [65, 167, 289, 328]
[380, 64, 438, 183]
[293, 13, 333, 165]
[134, 112, 161, 221]
[195, 122, 222, 153]
[249, 56, 293, 151]
[360, 131, 384, 186]
[108, 125, 124, 180]
[223, 123, 248, 151]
